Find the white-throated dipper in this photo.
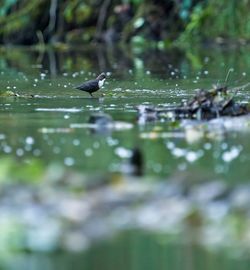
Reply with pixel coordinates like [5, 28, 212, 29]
[75, 73, 106, 97]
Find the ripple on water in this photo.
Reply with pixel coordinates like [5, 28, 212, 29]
[35, 108, 82, 113]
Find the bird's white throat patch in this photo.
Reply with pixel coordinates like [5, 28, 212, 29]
[98, 78, 105, 88]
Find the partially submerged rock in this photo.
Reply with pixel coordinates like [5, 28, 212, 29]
[0, 90, 35, 98]
[0, 90, 17, 97]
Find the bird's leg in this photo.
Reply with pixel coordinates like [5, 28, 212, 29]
[89, 93, 94, 98]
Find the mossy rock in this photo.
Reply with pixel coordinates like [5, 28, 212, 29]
[0, 90, 17, 97]
[0, 90, 35, 98]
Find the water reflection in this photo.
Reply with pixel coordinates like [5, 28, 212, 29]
[3, 232, 250, 270]
[1, 45, 249, 81]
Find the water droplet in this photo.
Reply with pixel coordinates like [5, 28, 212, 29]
[115, 147, 132, 158]
[186, 150, 203, 163]
[16, 148, 24, 156]
[85, 149, 93, 157]
[204, 57, 210, 63]
[204, 142, 212, 150]
[172, 148, 185, 158]
[178, 163, 187, 171]
[64, 157, 75, 166]
[33, 149, 41, 156]
[222, 147, 241, 162]
[53, 146, 61, 154]
[153, 163, 162, 173]
[166, 141, 175, 150]
[93, 142, 100, 148]
[221, 143, 228, 150]
[3, 145, 12, 153]
[107, 137, 119, 146]
[25, 136, 34, 145]
[73, 139, 80, 146]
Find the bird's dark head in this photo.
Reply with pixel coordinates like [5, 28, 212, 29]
[96, 73, 106, 81]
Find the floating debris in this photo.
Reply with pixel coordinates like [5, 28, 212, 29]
[140, 131, 184, 140]
[137, 83, 250, 122]
[38, 128, 74, 134]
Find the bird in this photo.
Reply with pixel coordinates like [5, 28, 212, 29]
[75, 73, 106, 97]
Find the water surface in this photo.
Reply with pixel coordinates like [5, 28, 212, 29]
[0, 45, 250, 269]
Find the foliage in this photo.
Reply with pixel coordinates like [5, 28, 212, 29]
[0, 0, 44, 35]
[0, 0, 18, 17]
[179, 0, 250, 44]
[0, 0, 249, 46]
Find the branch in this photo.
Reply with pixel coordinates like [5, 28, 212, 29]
[95, 0, 112, 38]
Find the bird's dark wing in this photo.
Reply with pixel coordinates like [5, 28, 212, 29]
[75, 79, 98, 92]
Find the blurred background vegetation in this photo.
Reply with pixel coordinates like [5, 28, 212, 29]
[0, 0, 249, 46]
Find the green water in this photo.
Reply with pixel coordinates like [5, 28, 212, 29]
[1, 46, 250, 180]
[0, 46, 250, 269]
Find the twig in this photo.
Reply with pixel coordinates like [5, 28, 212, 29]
[230, 82, 250, 96]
